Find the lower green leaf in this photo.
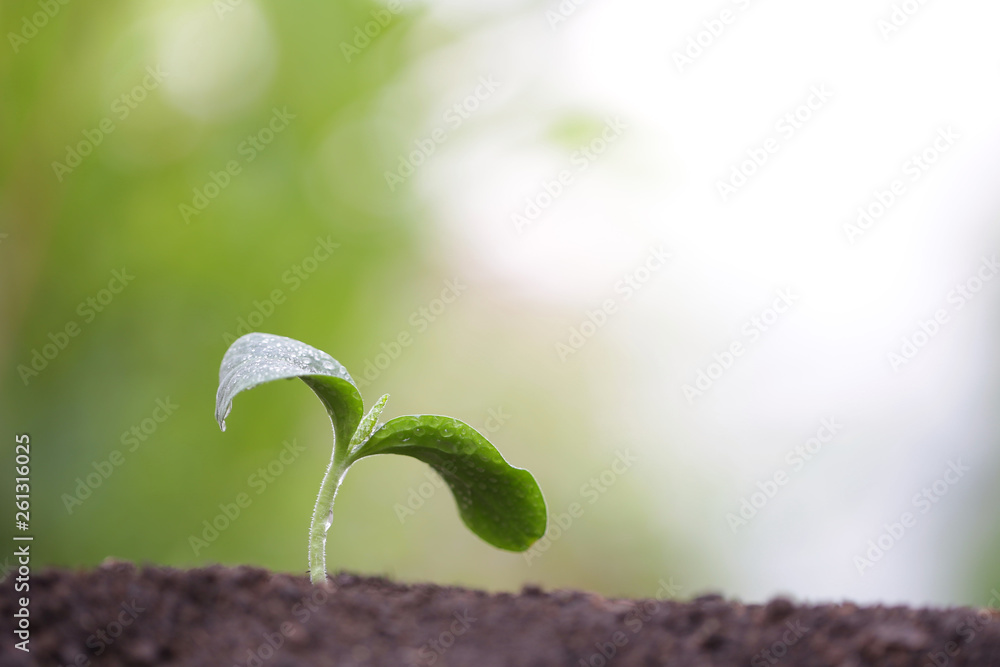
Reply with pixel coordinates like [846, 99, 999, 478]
[352, 415, 547, 551]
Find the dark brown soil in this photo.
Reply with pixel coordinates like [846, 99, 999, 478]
[3, 562, 1000, 666]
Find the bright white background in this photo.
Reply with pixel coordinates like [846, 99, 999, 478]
[382, 0, 1000, 605]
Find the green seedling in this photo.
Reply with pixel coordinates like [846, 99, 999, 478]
[215, 332, 547, 584]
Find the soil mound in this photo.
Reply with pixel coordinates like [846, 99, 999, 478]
[3, 562, 999, 666]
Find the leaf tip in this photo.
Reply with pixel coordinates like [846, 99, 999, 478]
[215, 397, 232, 433]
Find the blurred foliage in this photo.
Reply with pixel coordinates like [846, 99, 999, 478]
[0, 0, 691, 598]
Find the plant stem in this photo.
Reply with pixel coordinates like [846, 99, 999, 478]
[308, 445, 350, 584]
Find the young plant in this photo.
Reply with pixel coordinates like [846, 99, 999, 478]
[215, 332, 547, 584]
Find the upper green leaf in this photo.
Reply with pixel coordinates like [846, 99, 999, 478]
[353, 415, 547, 551]
[215, 333, 364, 452]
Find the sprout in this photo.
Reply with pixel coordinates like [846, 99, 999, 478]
[216, 333, 547, 584]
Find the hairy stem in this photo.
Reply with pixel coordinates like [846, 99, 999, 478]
[308, 445, 351, 584]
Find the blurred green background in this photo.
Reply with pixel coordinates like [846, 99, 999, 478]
[0, 0, 694, 600]
[3, 0, 1000, 607]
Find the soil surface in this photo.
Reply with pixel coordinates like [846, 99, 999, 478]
[3, 562, 1000, 666]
